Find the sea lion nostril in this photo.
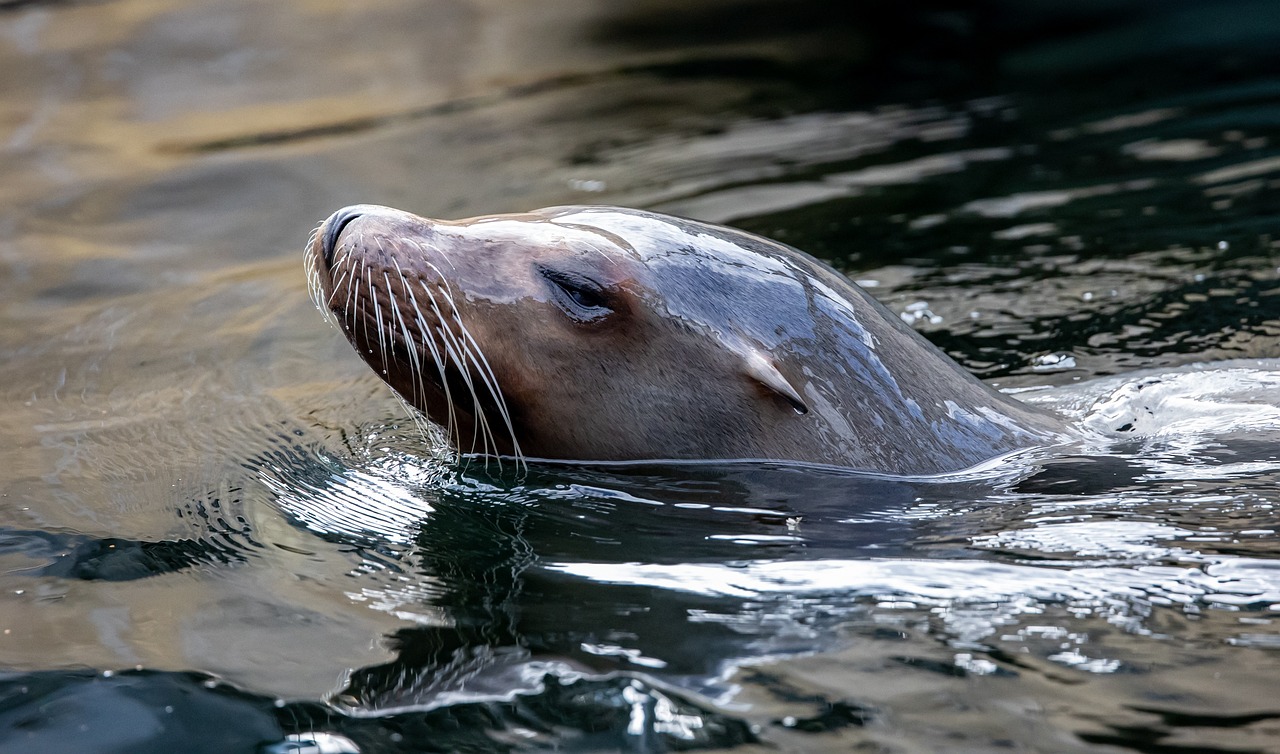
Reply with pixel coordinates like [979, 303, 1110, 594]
[321, 207, 363, 268]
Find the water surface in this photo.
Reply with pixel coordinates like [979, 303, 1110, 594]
[1, 1, 1279, 752]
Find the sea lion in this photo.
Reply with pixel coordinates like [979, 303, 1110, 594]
[304, 204, 1066, 474]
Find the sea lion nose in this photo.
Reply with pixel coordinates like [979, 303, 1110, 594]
[320, 206, 363, 268]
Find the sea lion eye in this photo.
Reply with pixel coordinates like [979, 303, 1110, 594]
[538, 266, 612, 320]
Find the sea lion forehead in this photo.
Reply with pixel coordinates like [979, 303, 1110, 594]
[455, 213, 623, 252]
[538, 207, 797, 276]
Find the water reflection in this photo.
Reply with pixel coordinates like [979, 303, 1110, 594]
[262, 374, 1280, 721]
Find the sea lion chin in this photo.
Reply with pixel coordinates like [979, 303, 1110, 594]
[304, 204, 1066, 474]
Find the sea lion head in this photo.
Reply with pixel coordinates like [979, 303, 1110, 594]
[306, 205, 1061, 471]
[306, 204, 823, 463]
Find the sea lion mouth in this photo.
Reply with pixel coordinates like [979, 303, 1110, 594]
[306, 206, 523, 462]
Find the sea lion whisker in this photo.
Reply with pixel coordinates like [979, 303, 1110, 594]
[463, 332, 522, 469]
[417, 273, 517, 467]
[453, 327, 501, 463]
[339, 258, 356, 339]
[413, 238, 457, 272]
[387, 287, 433, 441]
[304, 235, 329, 319]
[415, 285, 465, 453]
[316, 282, 341, 331]
[354, 256, 372, 353]
[410, 282, 461, 452]
[343, 268, 358, 340]
[303, 253, 320, 316]
[425, 294, 500, 464]
[419, 260, 456, 293]
[381, 280, 415, 389]
[436, 325, 497, 461]
[392, 259, 454, 442]
[382, 273, 426, 414]
[441, 293, 524, 467]
[304, 227, 321, 296]
[422, 287, 499, 464]
[359, 259, 382, 375]
[447, 329, 497, 461]
[352, 256, 367, 327]
[325, 276, 350, 323]
[370, 276, 391, 379]
[355, 237, 376, 356]
[326, 248, 352, 300]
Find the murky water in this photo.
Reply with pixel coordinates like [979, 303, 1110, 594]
[2, 1, 1279, 752]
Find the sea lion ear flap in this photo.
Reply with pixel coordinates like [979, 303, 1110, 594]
[740, 347, 809, 415]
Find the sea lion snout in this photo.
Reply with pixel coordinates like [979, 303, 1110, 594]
[319, 204, 422, 268]
[319, 206, 366, 268]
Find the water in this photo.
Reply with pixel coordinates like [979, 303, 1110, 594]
[1, 0, 1279, 751]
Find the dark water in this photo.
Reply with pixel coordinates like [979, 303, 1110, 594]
[2, 1, 1279, 752]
